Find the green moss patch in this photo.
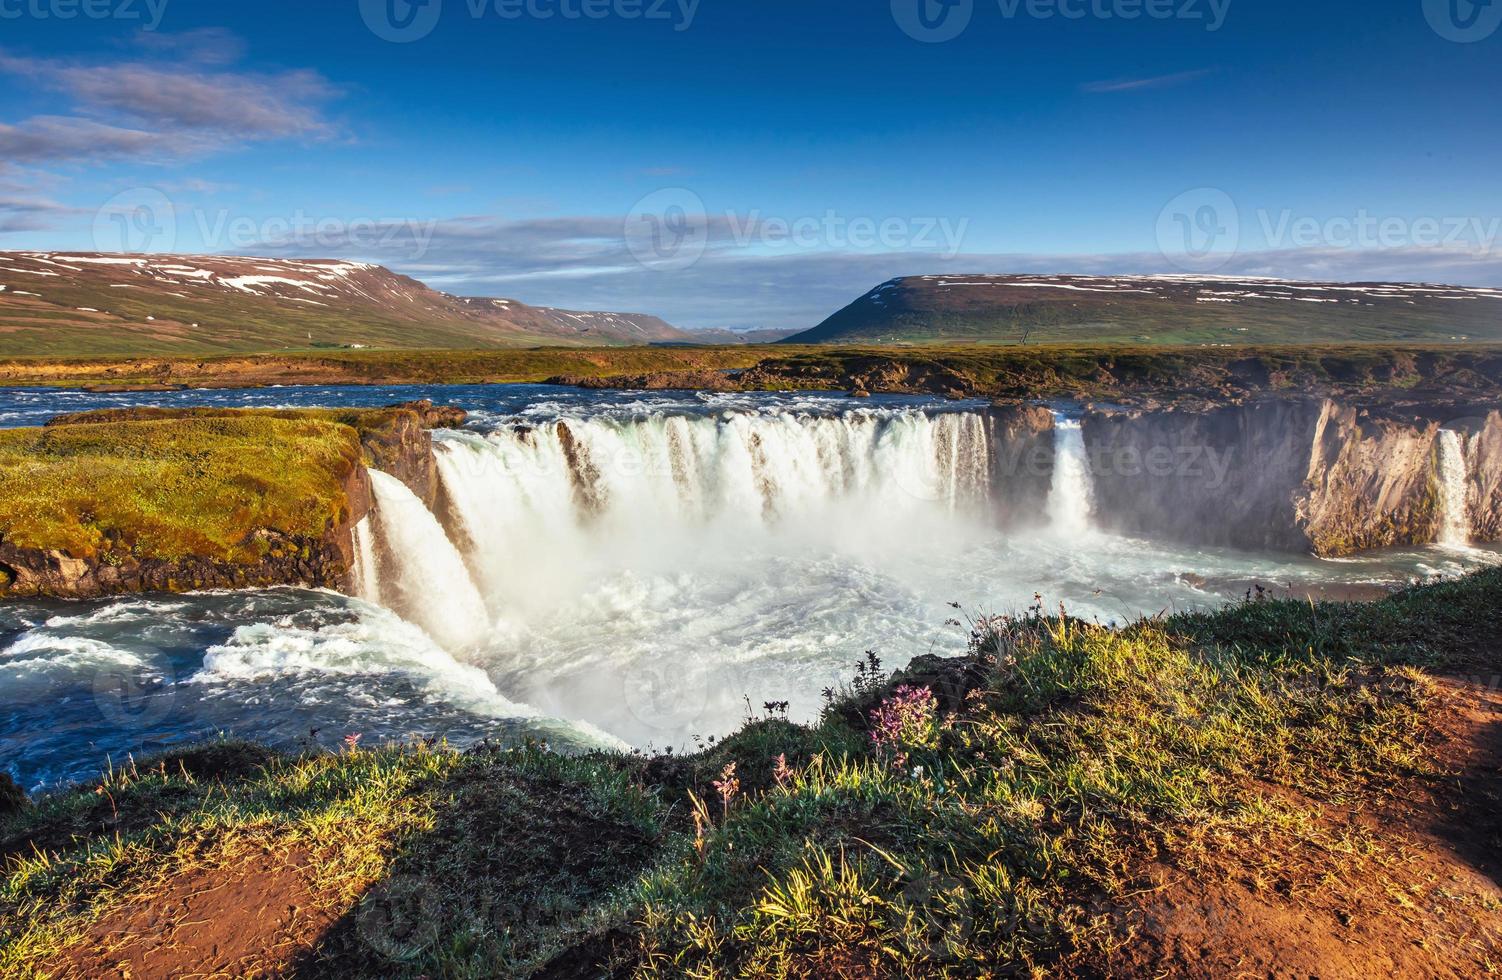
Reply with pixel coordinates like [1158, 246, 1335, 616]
[0, 414, 364, 564]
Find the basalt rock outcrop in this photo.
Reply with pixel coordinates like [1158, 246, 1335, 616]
[355, 400, 465, 511]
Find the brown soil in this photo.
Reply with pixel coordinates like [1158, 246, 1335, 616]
[51, 848, 342, 980]
[1105, 675, 1502, 978]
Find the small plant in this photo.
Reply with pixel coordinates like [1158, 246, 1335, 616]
[771, 753, 794, 790]
[712, 762, 740, 814]
[869, 685, 941, 768]
[852, 650, 887, 697]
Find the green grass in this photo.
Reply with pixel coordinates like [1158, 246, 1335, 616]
[0, 414, 364, 565]
[5, 569, 1497, 976]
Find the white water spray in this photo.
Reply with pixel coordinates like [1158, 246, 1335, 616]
[1046, 415, 1095, 535]
[366, 470, 491, 652]
[1436, 429, 1472, 548]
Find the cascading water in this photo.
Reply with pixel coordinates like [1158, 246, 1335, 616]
[350, 516, 382, 604]
[430, 410, 993, 614]
[1045, 415, 1095, 535]
[365, 470, 491, 652]
[1436, 429, 1472, 548]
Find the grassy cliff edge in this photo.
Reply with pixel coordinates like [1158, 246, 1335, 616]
[2, 570, 1499, 977]
[0, 403, 456, 599]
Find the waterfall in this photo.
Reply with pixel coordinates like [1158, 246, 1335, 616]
[427, 410, 993, 610]
[1436, 429, 1472, 548]
[350, 516, 382, 604]
[1045, 416, 1095, 535]
[434, 410, 992, 533]
[366, 470, 491, 652]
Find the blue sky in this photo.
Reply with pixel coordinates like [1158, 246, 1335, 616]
[1, 0, 1499, 329]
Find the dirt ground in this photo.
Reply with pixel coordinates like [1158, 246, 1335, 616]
[1107, 675, 1502, 978]
[35, 676, 1502, 979]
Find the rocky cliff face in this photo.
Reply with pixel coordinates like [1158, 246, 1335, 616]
[988, 404, 1056, 528]
[355, 400, 465, 511]
[1081, 399, 1322, 551]
[1295, 404, 1443, 555]
[1076, 397, 1499, 556]
[1468, 412, 1502, 542]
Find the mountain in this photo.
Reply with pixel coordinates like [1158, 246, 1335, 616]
[0, 252, 750, 355]
[785, 274, 1502, 346]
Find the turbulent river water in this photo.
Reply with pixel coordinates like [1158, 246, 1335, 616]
[3, 384, 1498, 790]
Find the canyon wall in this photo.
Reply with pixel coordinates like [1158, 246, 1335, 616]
[1073, 397, 1502, 556]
